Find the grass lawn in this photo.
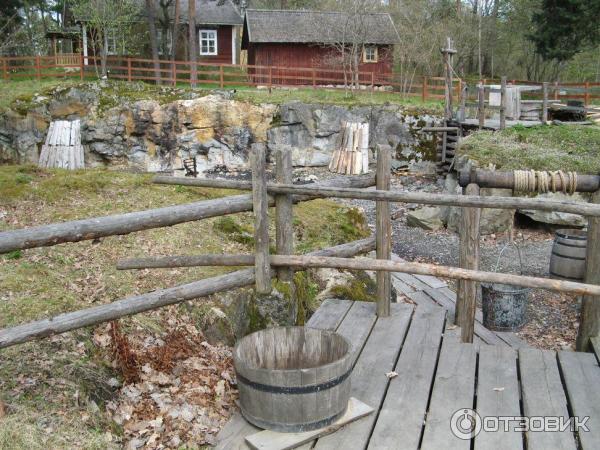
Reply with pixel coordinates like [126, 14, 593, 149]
[457, 124, 600, 173]
[0, 165, 368, 448]
[0, 77, 444, 114]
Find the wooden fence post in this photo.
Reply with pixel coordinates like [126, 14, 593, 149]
[542, 82, 549, 123]
[376, 144, 392, 317]
[219, 65, 224, 89]
[371, 72, 375, 93]
[79, 53, 84, 80]
[554, 81, 559, 101]
[584, 81, 590, 107]
[268, 66, 273, 93]
[35, 55, 41, 81]
[458, 82, 467, 122]
[478, 83, 485, 130]
[172, 61, 176, 86]
[251, 143, 271, 294]
[456, 182, 481, 343]
[576, 189, 600, 351]
[499, 76, 507, 130]
[275, 147, 293, 283]
[312, 68, 316, 89]
[422, 76, 428, 102]
[2, 58, 8, 80]
[127, 58, 132, 82]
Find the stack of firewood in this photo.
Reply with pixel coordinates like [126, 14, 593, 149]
[328, 122, 370, 175]
[588, 106, 600, 125]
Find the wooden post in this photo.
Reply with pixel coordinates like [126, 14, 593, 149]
[499, 76, 507, 130]
[219, 65, 224, 89]
[312, 68, 316, 89]
[478, 83, 485, 130]
[35, 55, 41, 80]
[456, 182, 481, 343]
[3, 58, 8, 80]
[376, 144, 392, 317]
[542, 82, 549, 123]
[422, 76, 428, 102]
[275, 148, 293, 283]
[554, 81, 559, 101]
[172, 61, 176, 86]
[459, 82, 467, 122]
[584, 81, 590, 107]
[127, 57, 132, 82]
[576, 190, 600, 351]
[441, 37, 456, 120]
[79, 53, 84, 80]
[251, 143, 271, 294]
[268, 66, 273, 93]
[371, 72, 375, 93]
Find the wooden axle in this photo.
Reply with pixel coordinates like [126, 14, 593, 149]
[0, 238, 375, 349]
[459, 169, 600, 193]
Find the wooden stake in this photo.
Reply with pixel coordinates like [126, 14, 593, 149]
[478, 83, 485, 130]
[576, 189, 600, 351]
[251, 144, 271, 294]
[456, 183, 480, 343]
[376, 145, 392, 317]
[542, 82, 549, 123]
[275, 148, 293, 283]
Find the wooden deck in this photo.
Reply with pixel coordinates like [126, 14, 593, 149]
[216, 299, 600, 449]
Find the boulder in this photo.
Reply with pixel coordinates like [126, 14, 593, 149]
[518, 192, 588, 227]
[448, 188, 515, 235]
[407, 207, 445, 231]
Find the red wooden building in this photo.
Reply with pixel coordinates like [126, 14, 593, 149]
[241, 9, 399, 85]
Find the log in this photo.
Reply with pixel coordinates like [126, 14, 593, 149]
[116, 237, 376, 270]
[256, 184, 600, 217]
[376, 145, 392, 317]
[267, 256, 600, 297]
[576, 189, 600, 351]
[456, 183, 480, 343]
[0, 238, 375, 349]
[421, 127, 460, 133]
[459, 169, 600, 193]
[252, 144, 271, 294]
[0, 174, 375, 254]
[275, 148, 294, 282]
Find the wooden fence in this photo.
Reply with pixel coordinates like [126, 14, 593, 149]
[3, 54, 599, 105]
[1, 147, 600, 351]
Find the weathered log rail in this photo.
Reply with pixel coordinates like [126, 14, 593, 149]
[2, 145, 600, 351]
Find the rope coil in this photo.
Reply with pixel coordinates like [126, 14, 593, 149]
[513, 170, 578, 194]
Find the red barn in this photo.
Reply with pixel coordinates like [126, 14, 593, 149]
[241, 9, 399, 85]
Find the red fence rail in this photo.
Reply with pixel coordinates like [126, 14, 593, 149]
[1, 54, 599, 105]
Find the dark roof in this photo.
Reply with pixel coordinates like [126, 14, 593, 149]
[178, 0, 243, 25]
[244, 9, 400, 45]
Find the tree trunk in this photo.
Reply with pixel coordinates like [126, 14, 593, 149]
[101, 31, 108, 77]
[145, 0, 162, 85]
[188, 0, 197, 88]
[171, 0, 180, 61]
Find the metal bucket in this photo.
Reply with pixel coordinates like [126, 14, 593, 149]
[482, 282, 529, 331]
[482, 242, 530, 331]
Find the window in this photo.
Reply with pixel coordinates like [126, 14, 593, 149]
[106, 31, 118, 55]
[363, 46, 378, 63]
[199, 29, 218, 56]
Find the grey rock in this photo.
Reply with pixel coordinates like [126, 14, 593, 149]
[406, 207, 445, 231]
[519, 192, 588, 227]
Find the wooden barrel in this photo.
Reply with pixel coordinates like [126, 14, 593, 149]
[233, 326, 352, 432]
[549, 229, 587, 281]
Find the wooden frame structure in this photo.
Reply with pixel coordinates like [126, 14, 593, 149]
[1, 150, 600, 350]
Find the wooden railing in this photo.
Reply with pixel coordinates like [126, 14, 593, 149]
[1, 148, 600, 351]
[3, 54, 598, 106]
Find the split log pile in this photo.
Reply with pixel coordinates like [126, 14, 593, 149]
[328, 122, 370, 175]
[38, 120, 84, 170]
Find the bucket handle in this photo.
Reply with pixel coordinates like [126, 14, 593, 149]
[494, 241, 524, 276]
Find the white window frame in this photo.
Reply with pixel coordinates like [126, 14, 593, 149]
[106, 30, 118, 56]
[199, 29, 218, 56]
[363, 46, 378, 63]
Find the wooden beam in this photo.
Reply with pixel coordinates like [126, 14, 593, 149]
[500, 76, 507, 130]
[577, 189, 600, 351]
[478, 83, 485, 130]
[275, 148, 293, 283]
[376, 145, 392, 317]
[456, 183, 480, 343]
[0, 175, 376, 255]
[542, 82, 549, 123]
[251, 144, 271, 294]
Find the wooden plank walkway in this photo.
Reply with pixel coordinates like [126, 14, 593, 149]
[216, 299, 600, 449]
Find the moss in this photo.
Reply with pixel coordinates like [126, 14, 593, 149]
[457, 125, 600, 173]
[212, 216, 255, 246]
[247, 297, 269, 333]
[329, 271, 377, 302]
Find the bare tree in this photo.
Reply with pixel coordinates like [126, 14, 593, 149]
[145, 0, 162, 84]
[172, 0, 180, 61]
[188, 0, 197, 87]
